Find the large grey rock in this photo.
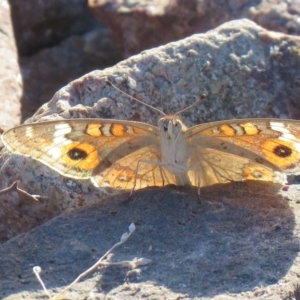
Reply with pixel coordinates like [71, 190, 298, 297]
[1, 19, 300, 242]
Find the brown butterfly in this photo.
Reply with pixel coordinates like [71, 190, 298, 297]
[2, 83, 300, 195]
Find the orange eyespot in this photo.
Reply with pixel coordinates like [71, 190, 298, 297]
[243, 166, 274, 181]
[261, 139, 300, 169]
[62, 142, 99, 170]
[116, 169, 135, 183]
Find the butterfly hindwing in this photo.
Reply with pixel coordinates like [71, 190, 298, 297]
[92, 144, 177, 190]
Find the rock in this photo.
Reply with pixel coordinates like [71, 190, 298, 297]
[89, 0, 300, 58]
[1, 184, 300, 299]
[0, 0, 22, 131]
[249, 0, 300, 36]
[9, 0, 101, 56]
[1, 19, 300, 241]
[20, 28, 121, 121]
[7, 0, 123, 123]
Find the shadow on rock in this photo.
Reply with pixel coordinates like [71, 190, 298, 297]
[0, 181, 297, 298]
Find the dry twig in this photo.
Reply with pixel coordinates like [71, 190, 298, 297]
[0, 181, 48, 202]
[33, 223, 151, 299]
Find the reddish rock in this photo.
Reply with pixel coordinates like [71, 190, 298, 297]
[89, 0, 300, 57]
[0, 0, 22, 130]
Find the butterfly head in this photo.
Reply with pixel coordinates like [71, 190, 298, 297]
[158, 115, 187, 140]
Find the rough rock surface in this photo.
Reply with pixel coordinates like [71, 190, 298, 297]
[1, 19, 300, 241]
[89, 0, 300, 57]
[1, 184, 300, 299]
[0, 0, 22, 131]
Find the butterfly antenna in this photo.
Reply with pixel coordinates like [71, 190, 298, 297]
[105, 80, 166, 117]
[174, 94, 207, 116]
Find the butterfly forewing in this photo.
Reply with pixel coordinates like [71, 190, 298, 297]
[187, 119, 300, 176]
[2, 119, 161, 181]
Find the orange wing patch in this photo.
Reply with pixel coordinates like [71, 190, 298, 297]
[220, 124, 236, 136]
[111, 124, 126, 136]
[243, 165, 276, 181]
[86, 124, 102, 137]
[240, 123, 260, 135]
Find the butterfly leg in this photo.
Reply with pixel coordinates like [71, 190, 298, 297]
[173, 160, 204, 199]
[127, 157, 205, 200]
[127, 159, 169, 200]
[197, 172, 201, 200]
[192, 167, 202, 200]
[159, 166, 166, 186]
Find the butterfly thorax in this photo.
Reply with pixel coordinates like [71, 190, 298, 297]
[158, 116, 190, 174]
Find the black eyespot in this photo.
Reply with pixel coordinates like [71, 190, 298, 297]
[68, 148, 88, 160]
[164, 125, 168, 131]
[273, 145, 292, 158]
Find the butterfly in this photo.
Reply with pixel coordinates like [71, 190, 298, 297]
[2, 84, 300, 195]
